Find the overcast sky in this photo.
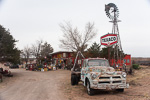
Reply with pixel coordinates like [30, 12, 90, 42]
[0, 0, 150, 57]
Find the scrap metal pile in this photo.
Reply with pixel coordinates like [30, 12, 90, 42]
[0, 67, 13, 82]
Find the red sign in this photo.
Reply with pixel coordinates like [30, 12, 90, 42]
[101, 34, 118, 46]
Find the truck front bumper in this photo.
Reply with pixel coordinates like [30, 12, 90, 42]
[91, 83, 129, 90]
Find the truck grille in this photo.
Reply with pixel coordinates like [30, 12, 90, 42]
[99, 77, 110, 79]
[99, 76, 122, 84]
[99, 81, 110, 84]
[112, 76, 121, 79]
[112, 81, 122, 83]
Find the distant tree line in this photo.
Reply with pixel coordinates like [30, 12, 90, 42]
[0, 22, 124, 65]
[21, 40, 53, 64]
[0, 24, 54, 65]
[86, 42, 125, 61]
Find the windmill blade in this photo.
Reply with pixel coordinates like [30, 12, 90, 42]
[105, 3, 119, 20]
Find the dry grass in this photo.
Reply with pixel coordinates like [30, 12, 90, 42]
[60, 65, 150, 100]
[127, 65, 150, 85]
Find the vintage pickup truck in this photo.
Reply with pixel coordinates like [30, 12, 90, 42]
[71, 57, 129, 95]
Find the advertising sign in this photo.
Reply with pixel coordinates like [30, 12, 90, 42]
[101, 34, 118, 46]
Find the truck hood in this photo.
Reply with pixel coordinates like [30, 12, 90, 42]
[88, 66, 120, 75]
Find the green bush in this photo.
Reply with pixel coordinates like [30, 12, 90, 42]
[132, 64, 140, 69]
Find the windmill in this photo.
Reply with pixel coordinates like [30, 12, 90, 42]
[105, 3, 123, 66]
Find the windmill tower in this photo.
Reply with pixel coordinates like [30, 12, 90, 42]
[105, 3, 123, 65]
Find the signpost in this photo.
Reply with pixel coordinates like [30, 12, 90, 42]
[101, 34, 118, 46]
[100, 34, 118, 64]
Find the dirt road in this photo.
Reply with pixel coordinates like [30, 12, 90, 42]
[1, 66, 150, 100]
[0, 69, 69, 100]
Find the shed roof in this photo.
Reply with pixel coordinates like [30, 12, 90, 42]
[49, 51, 73, 55]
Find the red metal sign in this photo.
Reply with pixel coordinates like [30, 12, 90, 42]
[101, 34, 118, 46]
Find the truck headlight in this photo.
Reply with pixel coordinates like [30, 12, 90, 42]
[122, 74, 126, 78]
[91, 74, 97, 80]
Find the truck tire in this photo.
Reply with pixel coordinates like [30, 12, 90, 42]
[116, 89, 124, 92]
[75, 76, 79, 85]
[86, 80, 94, 95]
[71, 75, 76, 85]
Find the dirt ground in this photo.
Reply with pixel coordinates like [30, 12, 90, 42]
[61, 65, 150, 100]
[0, 66, 150, 100]
[0, 69, 68, 100]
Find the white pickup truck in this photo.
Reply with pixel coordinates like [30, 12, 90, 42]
[71, 58, 129, 95]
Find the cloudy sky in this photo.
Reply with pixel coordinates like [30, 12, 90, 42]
[0, 0, 150, 57]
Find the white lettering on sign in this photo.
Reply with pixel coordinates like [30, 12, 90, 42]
[101, 34, 118, 46]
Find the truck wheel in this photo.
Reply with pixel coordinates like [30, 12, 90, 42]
[75, 76, 79, 85]
[87, 80, 94, 95]
[116, 89, 124, 92]
[71, 75, 76, 85]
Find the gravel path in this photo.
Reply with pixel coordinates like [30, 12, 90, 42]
[1, 66, 150, 100]
[0, 69, 68, 100]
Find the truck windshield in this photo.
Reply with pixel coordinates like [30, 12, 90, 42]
[88, 59, 109, 67]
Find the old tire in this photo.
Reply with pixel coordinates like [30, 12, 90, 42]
[116, 89, 124, 92]
[87, 80, 94, 96]
[75, 76, 79, 85]
[71, 75, 76, 85]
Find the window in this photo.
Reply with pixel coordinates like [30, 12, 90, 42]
[88, 59, 109, 67]
[63, 53, 66, 57]
[124, 59, 126, 63]
[127, 59, 130, 63]
[78, 60, 81, 64]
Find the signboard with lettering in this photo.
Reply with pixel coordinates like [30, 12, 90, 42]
[101, 34, 118, 46]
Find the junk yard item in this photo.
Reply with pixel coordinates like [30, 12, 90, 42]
[71, 51, 129, 95]
[0, 67, 13, 77]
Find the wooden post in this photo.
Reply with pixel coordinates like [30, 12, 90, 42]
[108, 47, 110, 64]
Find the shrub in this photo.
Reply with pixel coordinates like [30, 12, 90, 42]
[132, 64, 140, 69]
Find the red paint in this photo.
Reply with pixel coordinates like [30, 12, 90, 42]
[110, 54, 131, 66]
[51, 51, 74, 65]
[124, 55, 131, 65]
[51, 51, 131, 67]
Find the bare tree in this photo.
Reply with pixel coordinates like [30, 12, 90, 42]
[22, 45, 31, 64]
[60, 22, 97, 52]
[31, 40, 54, 64]
[31, 40, 43, 61]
